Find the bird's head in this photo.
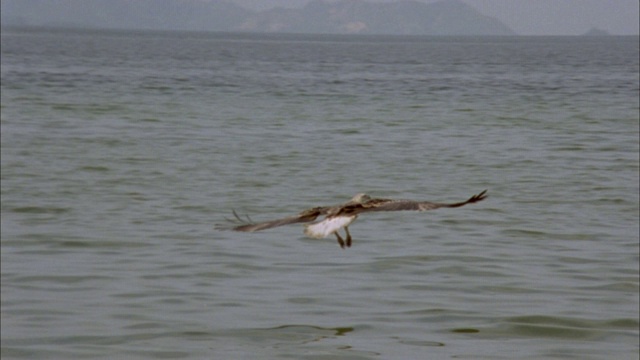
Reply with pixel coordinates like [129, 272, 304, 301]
[350, 193, 371, 203]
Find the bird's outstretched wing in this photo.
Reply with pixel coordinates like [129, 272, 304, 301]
[216, 206, 330, 232]
[344, 190, 488, 214]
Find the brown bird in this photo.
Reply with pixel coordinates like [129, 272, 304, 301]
[217, 190, 487, 249]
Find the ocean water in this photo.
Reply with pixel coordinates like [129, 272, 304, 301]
[1, 28, 639, 359]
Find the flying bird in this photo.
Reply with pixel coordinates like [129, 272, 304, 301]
[217, 190, 487, 249]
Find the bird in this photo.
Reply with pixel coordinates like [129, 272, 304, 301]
[217, 190, 487, 249]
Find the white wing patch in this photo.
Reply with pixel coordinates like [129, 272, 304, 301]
[304, 215, 357, 239]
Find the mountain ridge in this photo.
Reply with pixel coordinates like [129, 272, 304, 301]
[1, 0, 516, 36]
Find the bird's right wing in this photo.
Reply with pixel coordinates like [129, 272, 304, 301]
[215, 207, 329, 232]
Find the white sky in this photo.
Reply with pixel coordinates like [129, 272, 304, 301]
[233, 0, 640, 35]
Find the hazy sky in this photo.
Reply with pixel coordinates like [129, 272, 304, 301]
[234, 0, 640, 35]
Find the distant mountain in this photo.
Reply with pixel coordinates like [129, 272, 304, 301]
[240, 0, 515, 35]
[1, 0, 515, 36]
[582, 27, 611, 36]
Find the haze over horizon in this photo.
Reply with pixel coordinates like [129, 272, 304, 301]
[2, 0, 639, 36]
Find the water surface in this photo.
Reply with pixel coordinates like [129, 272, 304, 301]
[1, 28, 639, 359]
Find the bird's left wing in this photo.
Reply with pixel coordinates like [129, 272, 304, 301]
[348, 190, 488, 214]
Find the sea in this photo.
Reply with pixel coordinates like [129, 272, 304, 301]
[1, 27, 639, 360]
